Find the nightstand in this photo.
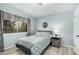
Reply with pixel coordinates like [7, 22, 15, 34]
[51, 37, 61, 48]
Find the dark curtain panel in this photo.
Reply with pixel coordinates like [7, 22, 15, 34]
[27, 18, 31, 36]
[0, 10, 4, 52]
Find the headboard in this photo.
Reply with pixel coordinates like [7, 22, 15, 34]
[38, 30, 53, 35]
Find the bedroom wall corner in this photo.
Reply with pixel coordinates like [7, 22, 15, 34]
[36, 10, 74, 48]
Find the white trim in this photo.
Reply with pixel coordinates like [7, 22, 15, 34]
[61, 44, 74, 48]
[4, 45, 15, 50]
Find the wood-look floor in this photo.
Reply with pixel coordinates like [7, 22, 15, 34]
[0, 46, 76, 55]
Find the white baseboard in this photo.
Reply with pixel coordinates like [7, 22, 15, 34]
[61, 44, 74, 48]
[4, 45, 15, 50]
[73, 47, 79, 55]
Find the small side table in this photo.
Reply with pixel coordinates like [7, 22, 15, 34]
[51, 37, 61, 48]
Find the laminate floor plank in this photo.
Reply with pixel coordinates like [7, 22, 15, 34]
[0, 46, 76, 55]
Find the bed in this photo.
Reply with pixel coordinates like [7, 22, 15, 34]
[16, 31, 52, 55]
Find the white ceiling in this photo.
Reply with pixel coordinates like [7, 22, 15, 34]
[7, 3, 78, 18]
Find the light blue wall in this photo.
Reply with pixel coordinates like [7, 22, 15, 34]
[0, 4, 36, 49]
[36, 11, 74, 47]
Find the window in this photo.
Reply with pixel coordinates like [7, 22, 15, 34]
[3, 11, 28, 33]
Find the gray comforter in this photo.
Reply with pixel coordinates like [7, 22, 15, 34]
[16, 35, 51, 55]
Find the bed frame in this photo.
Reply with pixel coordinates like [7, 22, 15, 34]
[16, 30, 52, 55]
[16, 44, 31, 55]
[16, 42, 52, 55]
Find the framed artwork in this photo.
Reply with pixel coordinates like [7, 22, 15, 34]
[42, 22, 48, 28]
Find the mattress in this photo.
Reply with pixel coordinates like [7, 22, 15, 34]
[16, 34, 51, 55]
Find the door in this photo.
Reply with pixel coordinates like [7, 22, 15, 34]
[74, 16, 79, 47]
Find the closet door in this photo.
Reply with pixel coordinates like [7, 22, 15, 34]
[0, 10, 4, 52]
